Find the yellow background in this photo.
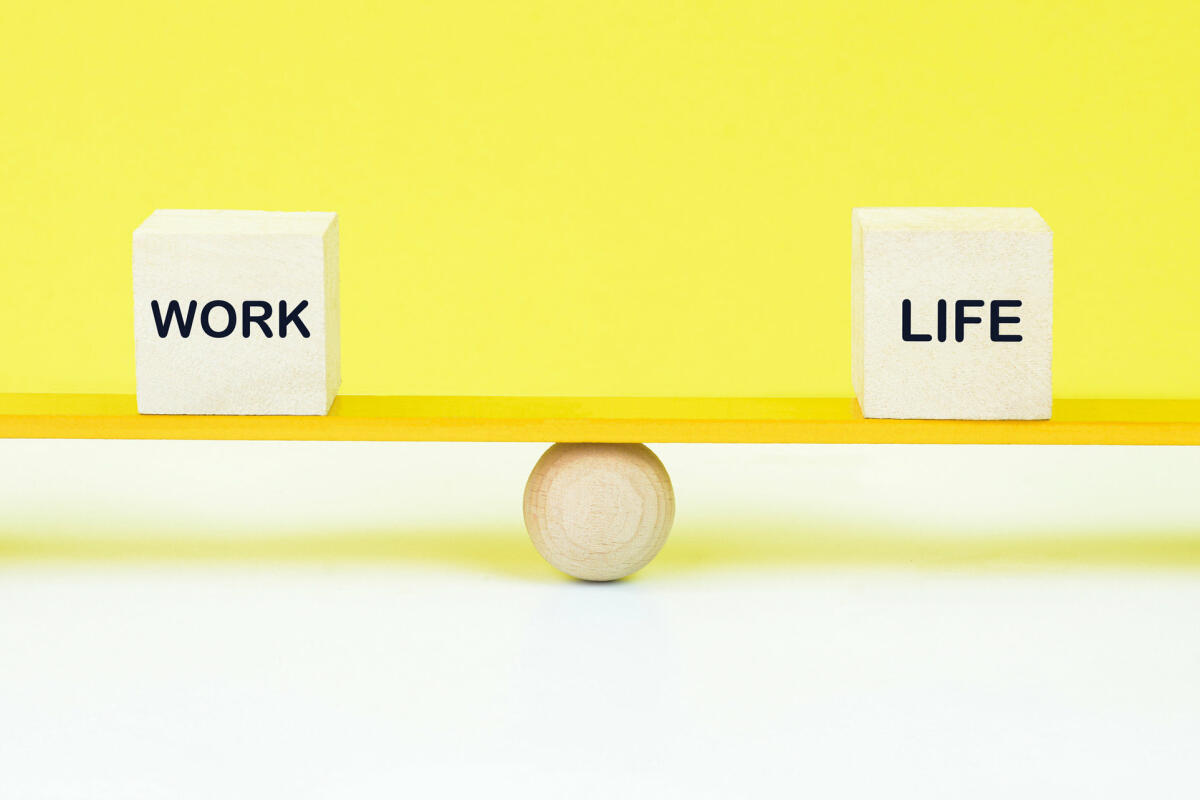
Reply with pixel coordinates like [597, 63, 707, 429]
[1, 0, 1196, 398]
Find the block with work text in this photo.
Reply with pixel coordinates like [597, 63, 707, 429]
[852, 207, 1052, 419]
[133, 210, 340, 415]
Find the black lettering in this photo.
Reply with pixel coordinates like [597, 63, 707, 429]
[242, 301, 273, 338]
[990, 300, 1023, 342]
[200, 300, 237, 338]
[151, 300, 197, 338]
[278, 300, 310, 338]
[901, 299, 931, 341]
[954, 300, 984, 342]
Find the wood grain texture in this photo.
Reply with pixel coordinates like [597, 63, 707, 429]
[523, 444, 674, 581]
[3, 395, 1200, 445]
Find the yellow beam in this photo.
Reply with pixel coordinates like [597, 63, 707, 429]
[2, 394, 1200, 445]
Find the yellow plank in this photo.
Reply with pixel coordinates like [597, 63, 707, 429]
[2, 394, 1200, 445]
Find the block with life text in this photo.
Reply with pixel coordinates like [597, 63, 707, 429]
[851, 207, 1052, 420]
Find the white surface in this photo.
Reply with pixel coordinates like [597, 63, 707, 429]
[852, 207, 1053, 419]
[2, 441, 1199, 798]
[133, 210, 339, 415]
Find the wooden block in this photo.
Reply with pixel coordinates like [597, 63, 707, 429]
[133, 210, 339, 415]
[852, 207, 1052, 420]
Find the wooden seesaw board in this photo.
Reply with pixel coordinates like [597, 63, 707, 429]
[2, 394, 1200, 445]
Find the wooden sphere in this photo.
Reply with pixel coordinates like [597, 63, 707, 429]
[523, 443, 675, 581]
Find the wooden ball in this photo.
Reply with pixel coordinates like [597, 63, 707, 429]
[523, 443, 675, 581]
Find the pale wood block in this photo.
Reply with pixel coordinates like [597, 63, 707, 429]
[852, 207, 1052, 420]
[133, 210, 340, 415]
[523, 443, 674, 581]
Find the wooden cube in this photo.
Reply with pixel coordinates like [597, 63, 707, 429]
[851, 208, 1052, 420]
[133, 210, 340, 415]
